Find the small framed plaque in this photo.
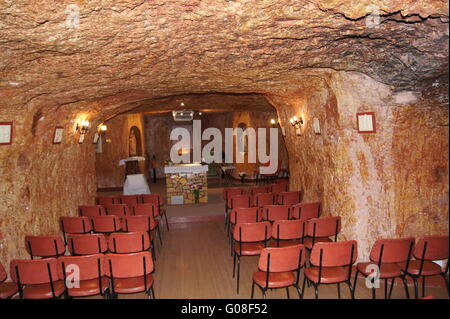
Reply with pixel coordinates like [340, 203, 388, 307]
[313, 118, 321, 135]
[93, 132, 99, 144]
[357, 112, 376, 133]
[0, 122, 13, 145]
[53, 127, 64, 144]
[295, 128, 302, 136]
[78, 133, 85, 144]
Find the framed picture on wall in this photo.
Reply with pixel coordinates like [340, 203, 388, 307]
[53, 126, 64, 144]
[0, 122, 13, 145]
[78, 133, 85, 144]
[93, 132, 99, 144]
[356, 112, 376, 133]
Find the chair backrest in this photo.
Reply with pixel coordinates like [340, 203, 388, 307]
[105, 252, 154, 278]
[58, 254, 105, 281]
[60, 216, 92, 234]
[118, 195, 140, 206]
[254, 192, 277, 207]
[369, 237, 415, 264]
[249, 186, 269, 196]
[67, 234, 108, 255]
[91, 215, 121, 233]
[78, 205, 106, 217]
[272, 219, 306, 241]
[229, 194, 251, 209]
[25, 235, 66, 258]
[104, 204, 131, 218]
[0, 262, 7, 282]
[122, 215, 157, 232]
[269, 183, 288, 194]
[229, 207, 260, 225]
[95, 196, 117, 205]
[310, 240, 358, 267]
[279, 191, 302, 205]
[222, 188, 243, 201]
[261, 205, 291, 222]
[291, 202, 320, 220]
[108, 232, 151, 253]
[414, 235, 449, 261]
[133, 203, 158, 217]
[141, 194, 164, 206]
[306, 216, 341, 239]
[233, 221, 271, 243]
[258, 244, 306, 272]
[10, 258, 61, 285]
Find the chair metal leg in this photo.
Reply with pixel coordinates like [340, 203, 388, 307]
[236, 256, 241, 294]
[346, 281, 354, 299]
[314, 283, 319, 299]
[337, 283, 341, 299]
[388, 278, 395, 299]
[372, 286, 376, 299]
[232, 252, 236, 278]
[384, 278, 388, 299]
[262, 289, 266, 299]
[413, 276, 419, 299]
[151, 286, 156, 299]
[401, 276, 410, 299]
[286, 287, 290, 299]
[301, 275, 307, 299]
[164, 213, 169, 231]
[251, 281, 255, 299]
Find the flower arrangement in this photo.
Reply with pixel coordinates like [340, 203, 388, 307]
[191, 184, 203, 203]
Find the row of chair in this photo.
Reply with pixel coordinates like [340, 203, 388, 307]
[1, 252, 155, 299]
[25, 231, 157, 259]
[229, 223, 449, 299]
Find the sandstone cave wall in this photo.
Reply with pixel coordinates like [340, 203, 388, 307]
[0, 105, 97, 269]
[267, 72, 449, 259]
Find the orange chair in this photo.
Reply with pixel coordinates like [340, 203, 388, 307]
[226, 194, 252, 231]
[25, 235, 66, 259]
[232, 221, 271, 294]
[67, 234, 108, 255]
[222, 188, 244, 228]
[291, 202, 321, 220]
[304, 240, 358, 299]
[95, 196, 117, 205]
[268, 183, 288, 194]
[107, 232, 152, 255]
[133, 203, 162, 245]
[105, 252, 155, 299]
[402, 235, 449, 299]
[304, 216, 341, 250]
[261, 205, 291, 222]
[118, 194, 140, 207]
[228, 207, 261, 253]
[251, 244, 306, 299]
[58, 254, 109, 298]
[78, 205, 106, 217]
[0, 262, 18, 299]
[249, 186, 269, 196]
[10, 258, 65, 299]
[271, 219, 306, 248]
[353, 237, 415, 299]
[104, 204, 131, 218]
[60, 216, 92, 245]
[253, 192, 277, 208]
[140, 194, 169, 231]
[91, 215, 121, 233]
[278, 191, 302, 205]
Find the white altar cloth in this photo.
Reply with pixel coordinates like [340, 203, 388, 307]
[123, 174, 151, 195]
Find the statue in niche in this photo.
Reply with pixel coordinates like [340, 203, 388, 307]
[129, 130, 138, 157]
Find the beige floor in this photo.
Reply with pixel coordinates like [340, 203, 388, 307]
[96, 179, 449, 299]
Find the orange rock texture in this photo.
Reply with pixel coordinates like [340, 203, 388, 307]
[0, 0, 448, 266]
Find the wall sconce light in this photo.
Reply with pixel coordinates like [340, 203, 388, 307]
[76, 120, 90, 134]
[289, 115, 303, 129]
[99, 124, 107, 133]
[270, 118, 279, 126]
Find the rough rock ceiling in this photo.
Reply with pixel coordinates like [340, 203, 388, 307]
[0, 0, 448, 112]
[122, 93, 275, 114]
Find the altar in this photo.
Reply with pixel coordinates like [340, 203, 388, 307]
[164, 164, 208, 205]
